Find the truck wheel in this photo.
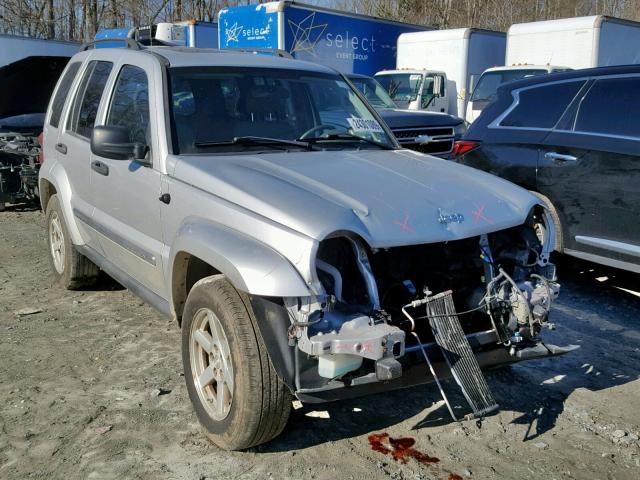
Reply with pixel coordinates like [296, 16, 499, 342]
[0, 202, 5, 212]
[45, 194, 98, 289]
[182, 275, 292, 450]
[529, 190, 563, 253]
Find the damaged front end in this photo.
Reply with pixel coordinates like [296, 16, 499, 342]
[0, 129, 42, 208]
[257, 205, 577, 410]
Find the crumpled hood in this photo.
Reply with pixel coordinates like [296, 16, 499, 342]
[377, 109, 463, 129]
[171, 149, 538, 248]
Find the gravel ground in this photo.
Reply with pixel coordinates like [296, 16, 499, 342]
[1, 206, 639, 480]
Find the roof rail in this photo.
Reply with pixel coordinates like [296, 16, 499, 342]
[80, 38, 142, 51]
[228, 48, 293, 59]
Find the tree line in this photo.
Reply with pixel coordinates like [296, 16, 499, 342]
[345, 0, 640, 31]
[1, 0, 639, 42]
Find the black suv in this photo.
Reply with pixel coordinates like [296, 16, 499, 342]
[455, 65, 640, 274]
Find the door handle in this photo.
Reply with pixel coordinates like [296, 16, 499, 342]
[91, 160, 109, 176]
[545, 152, 577, 162]
[55, 143, 67, 155]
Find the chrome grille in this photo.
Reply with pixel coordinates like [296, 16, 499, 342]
[391, 126, 455, 156]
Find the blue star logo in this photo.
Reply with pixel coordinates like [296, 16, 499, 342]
[288, 12, 328, 55]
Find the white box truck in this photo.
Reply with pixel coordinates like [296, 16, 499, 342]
[466, 15, 640, 123]
[374, 28, 506, 117]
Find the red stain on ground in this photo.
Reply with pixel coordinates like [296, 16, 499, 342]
[368, 432, 439, 465]
[448, 474, 463, 480]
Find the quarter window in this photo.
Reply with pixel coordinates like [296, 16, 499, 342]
[67, 61, 113, 138]
[49, 62, 81, 128]
[106, 65, 150, 145]
[500, 81, 584, 129]
[573, 77, 640, 138]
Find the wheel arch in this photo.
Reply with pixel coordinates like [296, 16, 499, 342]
[169, 218, 311, 323]
[39, 178, 57, 212]
[39, 164, 84, 245]
[529, 190, 564, 252]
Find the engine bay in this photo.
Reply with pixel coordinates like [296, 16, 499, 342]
[285, 208, 563, 396]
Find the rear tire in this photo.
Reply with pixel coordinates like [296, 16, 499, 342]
[0, 202, 5, 212]
[181, 275, 292, 450]
[45, 194, 98, 289]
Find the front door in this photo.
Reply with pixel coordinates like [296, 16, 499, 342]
[89, 56, 166, 297]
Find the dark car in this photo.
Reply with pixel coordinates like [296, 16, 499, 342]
[346, 73, 465, 157]
[0, 55, 71, 210]
[454, 65, 640, 274]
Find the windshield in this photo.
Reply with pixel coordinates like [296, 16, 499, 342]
[470, 69, 549, 102]
[348, 76, 397, 109]
[375, 73, 423, 102]
[169, 67, 395, 153]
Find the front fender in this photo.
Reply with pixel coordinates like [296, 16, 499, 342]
[170, 218, 311, 298]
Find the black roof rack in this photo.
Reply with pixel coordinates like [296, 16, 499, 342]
[80, 38, 142, 51]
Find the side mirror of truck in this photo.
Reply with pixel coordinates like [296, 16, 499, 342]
[91, 125, 149, 163]
[433, 75, 444, 98]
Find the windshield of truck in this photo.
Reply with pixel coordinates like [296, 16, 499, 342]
[347, 76, 397, 109]
[470, 69, 549, 102]
[169, 67, 395, 153]
[375, 73, 422, 102]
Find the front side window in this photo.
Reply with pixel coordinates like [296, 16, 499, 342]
[573, 76, 640, 138]
[169, 67, 394, 154]
[375, 73, 423, 103]
[106, 65, 150, 145]
[67, 61, 113, 138]
[500, 81, 585, 129]
[420, 75, 444, 107]
[49, 62, 81, 128]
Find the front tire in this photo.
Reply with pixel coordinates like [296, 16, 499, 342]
[181, 275, 292, 450]
[45, 194, 98, 289]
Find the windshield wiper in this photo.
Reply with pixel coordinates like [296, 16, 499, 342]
[195, 136, 317, 150]
[304, 132, 394, 150]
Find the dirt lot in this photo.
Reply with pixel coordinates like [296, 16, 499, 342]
[1, 206, 639, 480]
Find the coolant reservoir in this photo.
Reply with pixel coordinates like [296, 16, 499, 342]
[318, 354, 363, 379]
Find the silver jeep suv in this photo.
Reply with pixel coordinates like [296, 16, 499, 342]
[40, 42, 574, 450]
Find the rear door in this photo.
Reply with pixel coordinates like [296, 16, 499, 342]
[88, 54, 166, 297]
[55, 56, 114, 247]
[538, 75, 640, 270]
[42, 58, 82, 189]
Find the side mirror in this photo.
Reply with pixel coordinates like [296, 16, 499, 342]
[433, 75, 444, 98]
[91, 125, 148, 162]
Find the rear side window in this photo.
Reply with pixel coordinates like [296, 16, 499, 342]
[106, 65, 150, 145]
[67, 61, 113, 138]
[500, 81, 584, 129]
[49, 62, 81, 128]
[574, 77, 640, 138]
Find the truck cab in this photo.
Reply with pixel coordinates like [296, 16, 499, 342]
[465, 65, 572, 123]
[374, 69, 448, 113]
